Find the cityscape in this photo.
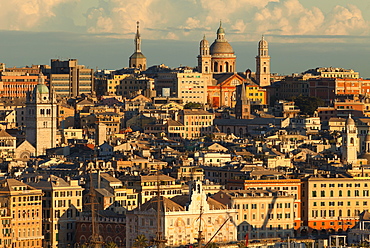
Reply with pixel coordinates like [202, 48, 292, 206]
[1, 1, 370, 248]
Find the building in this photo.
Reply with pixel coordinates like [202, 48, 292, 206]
[302, 176, 370, 235]
[198, 22, 236, 74]
[126, 181, 237, 247]
[256, 36, 271, 87]
[155, 69, 210, 104]
[0, 69, 44, 98]
[213, 189, 295, 240]
[129, 21, 147, 70]
[178, 109, 214, 139]
[304, 67, 360, 79]
[120, 175, 182, 205]
[0, 179, 43, 248]
[25, 175, 83, 248]
[342, 115, 359, 165]
[49, 59, 94, 98]
[25, 74, 57, 156]
[227, 178, 303, 234]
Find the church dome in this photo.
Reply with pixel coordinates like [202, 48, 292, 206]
[259, 36, 268, 48]
[210, 40, 234, 55]
[33, 83, 49, 95]
[200, 36, 209, 46]
[346, 115, 355, 126]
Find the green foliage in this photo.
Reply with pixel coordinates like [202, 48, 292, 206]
[206, 242, 219, 248]
[133, 234, 148, 248]
[184, 102, 203, 109]
[291, 95, 324, 116]
[105, 242, 118, 248]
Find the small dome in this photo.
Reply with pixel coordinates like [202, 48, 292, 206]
[259, 36, 268, 48]
[34, 84, 49, 95]
[200, 35, 209, 46]
[217, 26, 225, 35]
[346, 114, 355, 126]
[210, 40, 234, 54]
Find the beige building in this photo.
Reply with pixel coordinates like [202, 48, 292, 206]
[0, 179, 43, 248]
[178, 109, 214, 139]
[213, 189, 295, 240]
[155, 70, 210, 104]
[25, 175, 83, 248]
[120, 175, 183, 205]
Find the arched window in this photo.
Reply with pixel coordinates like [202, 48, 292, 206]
[350, 137, 354, 144]
[225, 62, 229, 72]
[214, 62, 218, 72]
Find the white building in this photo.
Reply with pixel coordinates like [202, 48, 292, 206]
[126, 181, 237, 247]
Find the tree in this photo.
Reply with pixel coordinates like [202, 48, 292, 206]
[184, 102, 203, 109]
[133, 234, 148, 248]
[291, 95, 324, 116]
[105, 242, 118, 248]
[206, 242, 219, 248]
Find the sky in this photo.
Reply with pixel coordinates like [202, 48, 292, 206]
[1, 0, 370, 77]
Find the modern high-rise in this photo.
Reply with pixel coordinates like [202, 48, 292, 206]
[49, 59, 94, 98]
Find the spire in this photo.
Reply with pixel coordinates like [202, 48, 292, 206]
[216, 20, 225, 40]
[135, 21, 141, 52]
[38, 72, 45, 85]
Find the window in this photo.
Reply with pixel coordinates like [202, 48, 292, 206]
[321, 191, 325, 197]
[312, 191, 317, 197]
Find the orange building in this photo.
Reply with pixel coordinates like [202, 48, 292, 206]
[0, 73, 45, 98]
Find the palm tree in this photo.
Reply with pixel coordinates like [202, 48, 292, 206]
[105, 242, 118, 248]
[133, 234, 148, 248]
[206, 242, 219, 248]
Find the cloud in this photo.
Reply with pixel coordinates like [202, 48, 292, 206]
[0, 0, 369, 43]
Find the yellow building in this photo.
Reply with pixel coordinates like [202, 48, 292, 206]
[120, 175, 183, 205]
[25, 175, 83, 248]
[303, 176, 370, 235]
[213, 189, 295, 240]
[245, 83, 267, 104]
[0, 179, 43, 248]
[0, 206, 12, 247]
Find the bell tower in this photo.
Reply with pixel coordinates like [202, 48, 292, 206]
[197, 35, 212, 73]
[25, 73, 57, 156]
[129, 21, 147, 70]
[256, 35, 271, 87]
[342, 114, 358, 165]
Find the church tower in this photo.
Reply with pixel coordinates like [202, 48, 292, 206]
[235, 81, 250, 119]
[256, 35, 271, 87]
[342, 114, 358, 165]
[25, 73, 57, 156]
[129, 21, 147, 70]
[197, 35, 212, 73]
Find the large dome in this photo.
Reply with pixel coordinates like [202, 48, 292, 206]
[210, 40, 234, 55]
